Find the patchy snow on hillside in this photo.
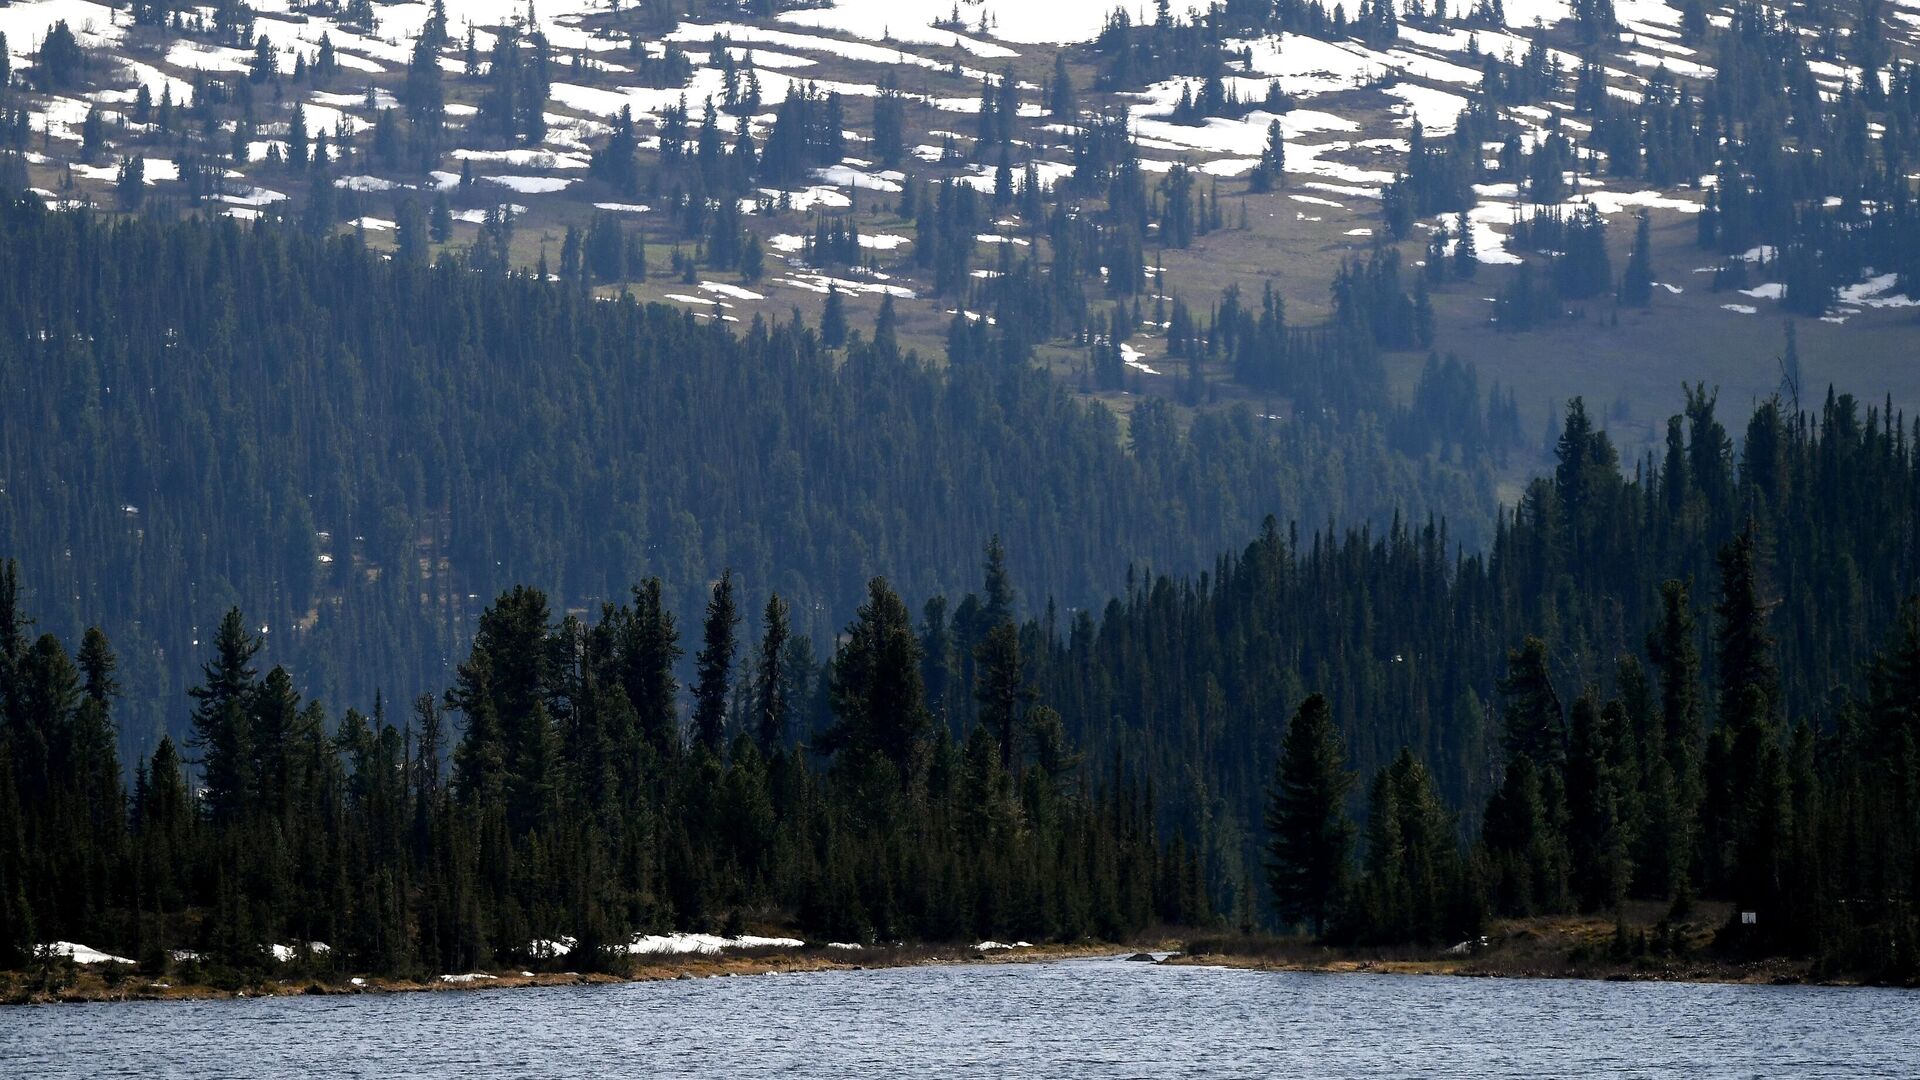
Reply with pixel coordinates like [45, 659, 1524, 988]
[1838, 273, 1920, 308]
[1386, 84, 1472, 132]
[777, 271, 916, 298]
[0, 0, 122, 60]
[1120, 342, 1159, 375]
[778, 0, 1130, 46]
[486, 174, 577, 193]
[778, 2, 1020, 57]
[72, 156, 178, 184]
[452, 147, 590, 170]
[453, 204, 528, 224]
[666, 22, 992, 80]
[700, 280, 766, 300]
[814, 163, 904, 192]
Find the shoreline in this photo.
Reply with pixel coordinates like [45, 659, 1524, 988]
[1169, 905, 1909, 989]
[1, 942, 1130, 1006]
[11, 913, 1911, 1003]
[1165, 948, 1847, 988]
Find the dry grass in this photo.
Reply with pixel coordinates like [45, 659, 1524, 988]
[1173, 901, 1851, 987]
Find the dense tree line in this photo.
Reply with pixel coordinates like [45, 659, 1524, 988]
[0, 549, 1205, 976]
[1265, 525, 1919, 979]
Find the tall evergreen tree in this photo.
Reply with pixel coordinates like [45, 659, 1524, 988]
[693, 570, 740, 753]
[754, 593, 791, 754]
[1265, 693, 1354, 935]
[187, 611, 262, 827]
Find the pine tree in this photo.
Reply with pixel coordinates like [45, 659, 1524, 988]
[1647, 578, 1702, 894]
[626, 578, 681, 756]
[1265, 693, 1354, 935]
[821, 283, 847, 348]
[974, 622, 1031, 771]
[1453, 210, 1478, 279]
[754, 593, 790, 754]
[874, 293, 898, 356]
[1565, 693, 1631, 910]
[693, 570, 740, 754]
[1619, 211, 1653, 306]
[188, 611, 262, 827]
[289, 103, 310, 170]
[429, 193, 453, 243]
[821, 578, 930, 781]
[1048, 53, 1076, 119]
[1500, 636, 1565, 767]
[1482, 753, 1570, 915]
[1711, 522, 1789, 928]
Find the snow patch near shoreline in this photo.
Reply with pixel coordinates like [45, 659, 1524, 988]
[268, 942, 331, 963]
[627, 932, 806, 955]
[39, 941, 133, 965]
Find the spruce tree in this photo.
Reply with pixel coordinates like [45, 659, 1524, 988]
[1453, 210, 1478, 279]
[693, 570, 740, 754]
[1500, 636, 1565, 767]
[188, 611, 262, 827]
[973, 621, 1031, 770]
[627, 578, 682, 756]
[1711, 523, 1789, 926]
[1619, 211, 1653, 306]
[821, 283, 848, 347]
[754, 593, 790, 754]
[1265, 693, 1354, 936]
[822, 578, 929, 781]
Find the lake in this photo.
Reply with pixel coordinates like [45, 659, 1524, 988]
[4, 956, 1917, 1077]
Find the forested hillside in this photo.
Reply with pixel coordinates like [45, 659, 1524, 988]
[0, 196, 1489, 752]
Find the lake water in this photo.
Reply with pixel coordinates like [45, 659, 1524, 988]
[4, 956, 1917, 1077]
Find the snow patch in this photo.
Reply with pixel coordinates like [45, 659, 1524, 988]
[39, 941, 132, 965]
[700, 280, 766, 301]
[626, 933, 805, 955]
[486, 175, 577, 194]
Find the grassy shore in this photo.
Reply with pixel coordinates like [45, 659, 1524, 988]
[1171, 902, 1894, 987]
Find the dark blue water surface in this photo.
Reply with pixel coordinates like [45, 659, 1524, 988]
[4, 956, 1917, 1078]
